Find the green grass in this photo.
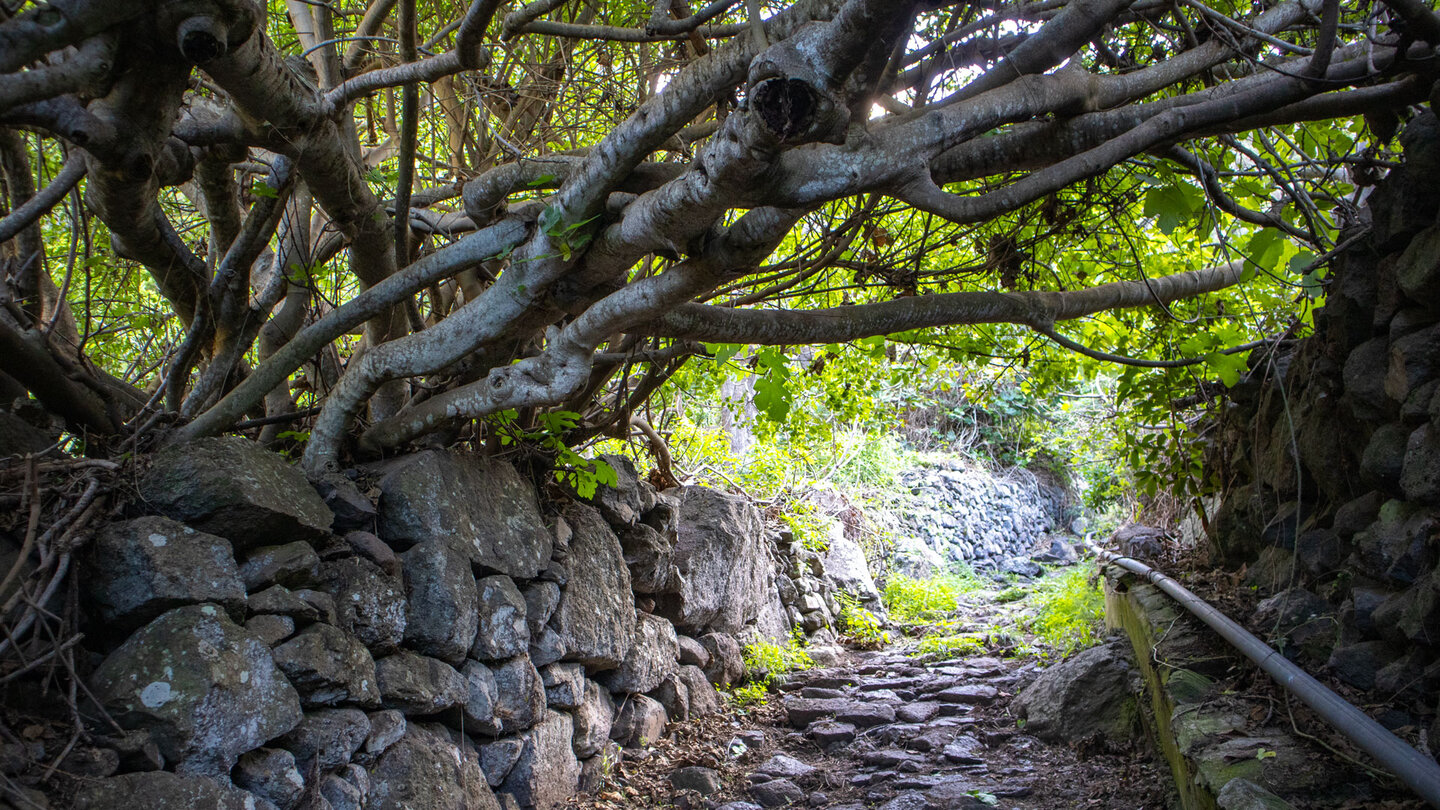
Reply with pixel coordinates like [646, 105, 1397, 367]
[835, 591, 889, 648]
[882, 567, 985, 623]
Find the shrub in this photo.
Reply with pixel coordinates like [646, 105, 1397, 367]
[742, 631, 813, 687]
[916, 633, 985, 657]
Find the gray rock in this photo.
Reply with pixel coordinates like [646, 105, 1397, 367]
[935, 684, 999, 705]
[480, 737, 525, 786]
[756, 753, 816, 782]
[375, 651, 467, 715]
[271, 623, 380, 708]
[500, 710, 582, 810]
[321, 773, 364, 810]
[553, 503, 636, 668]
[1217, 778, 1296, 809]
[1387, 323, 1440, 404]
[90, 604, 301, 776]
[278, 708, 370, 772]
[809, 721, 856, 745]
[245, 614, 296, 646]
[610, 693, 667, 748]
[138, 436, 332, 551]
[320, 557, 406, 653]
[364, 710, 407, 756]
[522, 581, 562, 638]
[401, 540, 479, 664]
[1352, 499, 1437, 585]
[376, 451, 551, 578]
[1012, 638, 1141, 744]
[578, 740, 622, 794]
[248, 585, 331, 624]
[234, 748, 306, 810]
[783, 696, 894, 728]
[368, 723, 501, 810]
[571, 679, 615, 758]
[491, 656, 547, 734]
[72, 771, 273, 810]
[1361, 423, 1411, 492]
[0, 410, 55, 457]
[83, 517, 246, 631]
[748, 778, 805, 807]
[239, 541, 321, 592]
[676, 635, 709, 667]
[1402, 424, 1440, 505]
[541, 663, 586, 709]
[342, 530, 401, 577]
[700, 632, 744, 687]
[458, 660, 501, 735]
[618, 522, 676, 594]
[473, 575, 530, 660]
[649, 673, 690, 723]
[1327, 640, 1403, 690]
[655, 486, 771, 634]
[529, 626, 567, 668]
[820, 528, 883, 610]
[678, 665, 722, 717]
[940, 735, 985, 764]
[580, 454, 650, 526]
[599, 612, 678, 694]
[672, 765, 723, 795]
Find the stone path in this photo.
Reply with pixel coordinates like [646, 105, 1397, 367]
[580, 640, 1173, 809]
[717, 649, 1171, 810]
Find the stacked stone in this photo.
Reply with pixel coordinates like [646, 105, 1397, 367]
[1205, 113, 1440, 745]
[63, 441, 812, 810]
[889, 461, 1065, 575]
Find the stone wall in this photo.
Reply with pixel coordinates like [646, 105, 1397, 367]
[1205, 113, 1440, 744]
[888, 459, 1070, 576]
[40, 438, 857, 810]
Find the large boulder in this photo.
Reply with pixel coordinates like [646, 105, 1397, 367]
[820, 525, 883, 610]
[500, 710, 582, 810]
[138, 437, 332, 550]
[1011, 637, 1141, 745]
[401, 541, 479, 665]
[655, 486, 771, 634]
[71, 771, 272, 810]
[82, 516, 246, 632]
[473, 575, 530, 660]
[368, 723, 501, 810]
[553, 504, 635, 669]
[376, 451, 552, 578]
[598, 612, 678, 694]
[457, 660, 501, 735]
[90, 604, 302, 776]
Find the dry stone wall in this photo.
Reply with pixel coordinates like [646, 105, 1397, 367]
[54, 439, 861, 810]
[1205, 112, 1440, 749]
[889, 460, 1070, 576]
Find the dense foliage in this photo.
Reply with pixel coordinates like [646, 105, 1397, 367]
[1, 0, 1435, 503]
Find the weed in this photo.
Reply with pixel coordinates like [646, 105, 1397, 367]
[835, 591, 888, 648]
[741, 630, 814, 692]
[916, 633, 985, 657]
[1028, 567, 1105, 655]
[727, 681, 769, 708]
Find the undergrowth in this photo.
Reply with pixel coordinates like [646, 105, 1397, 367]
[729, 632, 814, 707]
[882, 567, 985, 623]
[1027, 566, 1105, 655]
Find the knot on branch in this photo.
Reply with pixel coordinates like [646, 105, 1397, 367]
[750, 77, 819, 141]
[177, 16, 229, 64]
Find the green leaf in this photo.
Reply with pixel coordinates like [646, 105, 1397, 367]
[251, 181, 278, 199]
[752, 376, 793, 423]
[1205, 351, 1248, 387]
[1143, 185, 1195, 234]
[526, 173, 559, 188]
[705, 343, 744, 365]
[538, 204, 565, 236]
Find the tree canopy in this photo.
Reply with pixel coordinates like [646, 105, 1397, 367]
[0, 0, 1435, 476]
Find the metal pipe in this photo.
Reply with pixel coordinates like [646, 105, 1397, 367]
[1093, 547, 1440, 809]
